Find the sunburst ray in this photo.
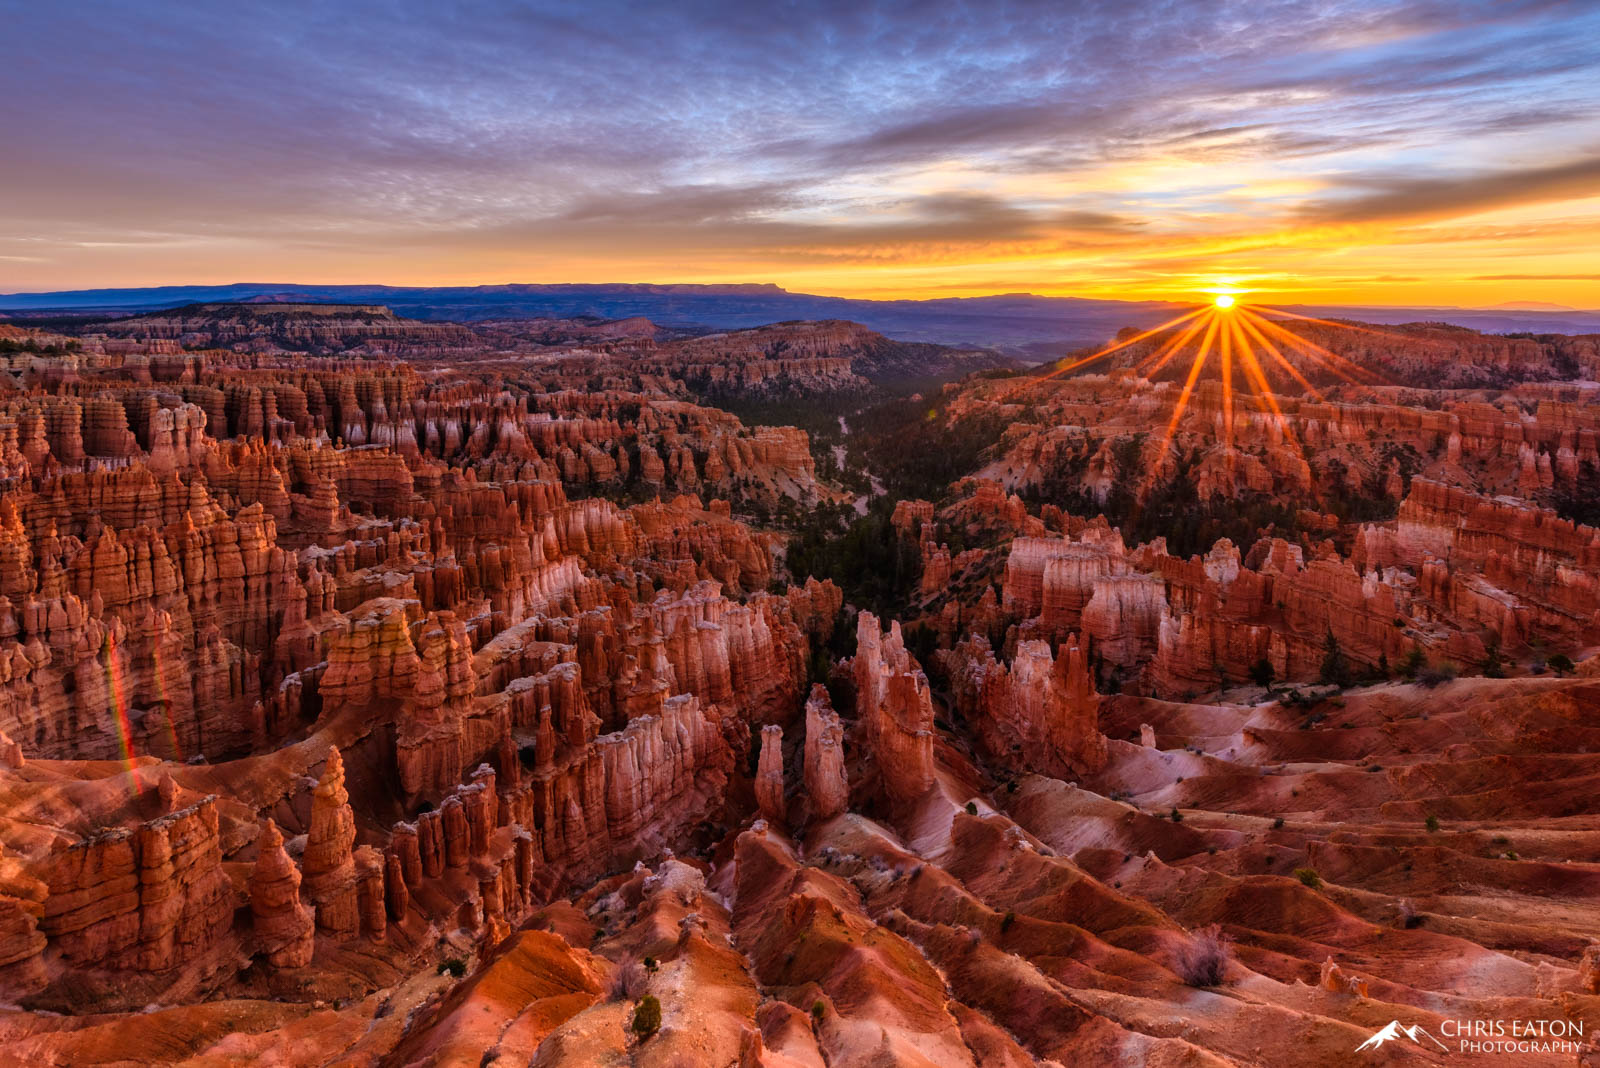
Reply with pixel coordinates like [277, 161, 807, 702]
[1226, 313, 1306, 462]
[997, 308, 1206, 402]
[1248, 311, 1386, 387]
[1133, 315, 1210, 379]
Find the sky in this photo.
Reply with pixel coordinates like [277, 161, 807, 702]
[2, 0, 1599, 306]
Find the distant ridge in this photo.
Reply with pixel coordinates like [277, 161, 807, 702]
[3, 281, 1597, 356]
[0, 281, 790, 306]
[1483, 300, 1578, 312]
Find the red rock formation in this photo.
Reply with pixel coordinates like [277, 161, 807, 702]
[248, 819, 315, 969]
[852, 612, 935, 804]
[96, 303, 479, 354]
[302, 748, 360, 940]
[597, 693, 733, 857]
[802, 684, 848, 821]
[1579, 943, 1600, 995]
[5, 308, 1599, 1065]
[949, 634, 1107, 777]
[1002, 534, 1127, 631]
[0, 853, 46, 991]
[0, 728, 21, 770]
[984, 479, 1594, 696]
[891, 499, 934, 539]
[395, 610, 479, 803]
[630, 319, 942, 392]
[754, 724, 785, 825]
[355, 845, 387, 941]
[1081, 572, 1166, 668]
[38, 795, 230, 972]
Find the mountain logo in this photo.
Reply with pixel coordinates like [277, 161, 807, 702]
[1355, 1020, 1450, 1052]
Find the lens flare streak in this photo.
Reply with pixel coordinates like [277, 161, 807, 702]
[1133, 316, 1209, 379]
[103, 631, 144, 796]
[1139, 311, 1222, 499]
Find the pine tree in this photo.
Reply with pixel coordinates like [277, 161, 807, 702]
[1318, 631, 1351, 688]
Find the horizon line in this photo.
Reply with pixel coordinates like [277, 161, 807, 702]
[1, 279, 1595, 315]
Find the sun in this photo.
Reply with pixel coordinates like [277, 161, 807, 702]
[1213, 293, 1236, 309]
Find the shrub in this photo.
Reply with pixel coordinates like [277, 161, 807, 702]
[437, 957, 467, 977]
[1000, 910, 1016, 932]
[1425, 815, 1440, 833]
[631, 995, 662, 1041]
[1549, 653, 1575, 676]
[1400, 647, 1426, 679]
[1481, 639, 1506, 679]
[1295, 867, 1323, 889]
[1272, 817, 1285, 830]
[1175, 924, 1232, 986]
[1248, 657, 1275, 688]
[964, 801, 978, 816]
[642, 955, 658, 973]
[811, 999, 825, 1021]
[1169, 807, 1183, 823]
[1419, 661, 1457, 688]
[609, 961, 647, 1001]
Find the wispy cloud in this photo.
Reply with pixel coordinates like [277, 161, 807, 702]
[1472, 272, 1600, 281]
[1300, 154, 1600, 225]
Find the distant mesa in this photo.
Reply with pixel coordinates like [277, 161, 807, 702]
[240, 292, 338, 304]
[1483, 300, 1578, 312]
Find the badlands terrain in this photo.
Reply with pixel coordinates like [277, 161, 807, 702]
[0, 303, 1595, 1066]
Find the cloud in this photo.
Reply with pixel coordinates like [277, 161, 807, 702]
[419, 189, 1148, 269]
[553, 183, 804, 227]
[1471, 273, 1600, 281]
[809, 100, 1112, 170]
[1299, 154, 1600, 225]
[0, 0, 1597, 300]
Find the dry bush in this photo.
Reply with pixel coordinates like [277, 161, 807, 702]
[1176, 924, 1232, 987]
[608, 960, 647, 1002]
